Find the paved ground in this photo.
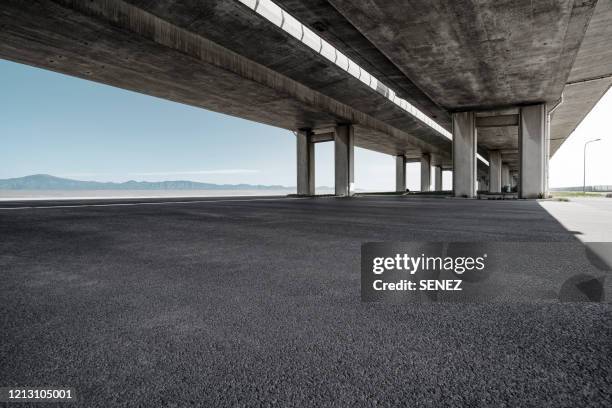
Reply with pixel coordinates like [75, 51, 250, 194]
[1, 196, 610, 407]
[540, 197, 612, 242]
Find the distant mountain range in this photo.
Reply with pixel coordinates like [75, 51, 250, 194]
[0, 174, 293, 190]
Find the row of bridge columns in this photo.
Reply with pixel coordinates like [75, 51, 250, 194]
[297, 123, 449, 196]
[395, 154, 448, 193]
[452, 103, 548, 198]
[297, 102, 548, 198]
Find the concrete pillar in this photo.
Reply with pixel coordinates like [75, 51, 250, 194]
[420, 153, 431, 192]
[434, 166, 442, 191]
[395, 155, 406, 192]
[519, 104, 548, 198]
[452, 112, 477, 197]
[488, 150, 502, 193]
[501, 164, 510, 192]
[296, 129, 314, 195]
[334, 124, 354, 196]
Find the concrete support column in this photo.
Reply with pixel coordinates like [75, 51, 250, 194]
[420, 153, 431, 192]
[452, 112, 477, 197]
[519, 104, 548, 198]
[434, 166, 442, 191]
[488, 150, 502, 193]
[296, 129, 314, 195]
[334, 124, 354, 196]
[501, 164, 510, 192]
[395, 155, 406, 192]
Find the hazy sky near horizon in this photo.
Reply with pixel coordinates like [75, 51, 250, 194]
[1, 59, 610, 190]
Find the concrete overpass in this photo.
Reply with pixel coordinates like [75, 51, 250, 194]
[1, 0, 611, 198]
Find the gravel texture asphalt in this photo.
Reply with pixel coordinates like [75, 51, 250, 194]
[1, 196, 610, 407]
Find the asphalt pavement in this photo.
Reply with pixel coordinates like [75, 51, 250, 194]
[1, 196, 610, 407]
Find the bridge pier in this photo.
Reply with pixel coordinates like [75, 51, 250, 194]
[395, 155, 406, 192]
[434, 166, 443, 191]
[334, 124, 354, 196]
[488, 150, 502, 193]
[501, 164, 511, 191]
[296, 129, 315, 196]
[420, 153, 431, 192]
[519, 104, 548, 198]
[452, 112, 477, 198]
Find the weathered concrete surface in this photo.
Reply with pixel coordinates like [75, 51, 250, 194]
[280, 0, 611, 160]
[1, 196, 610, 407]
[323, 0, 596, 111]
[274, 0, 451, 129]
[0, 0, 452, 161]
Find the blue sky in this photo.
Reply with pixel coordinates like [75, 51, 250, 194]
[0, 59, 412, 191]
[0, 60, 297, 187]
[1, 59, 610, 190]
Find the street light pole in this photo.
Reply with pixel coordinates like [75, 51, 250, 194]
[583, 138, 601, 194]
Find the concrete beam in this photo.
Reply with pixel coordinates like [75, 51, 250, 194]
[452, 112, 477, 198]
[488, 150, 502, 193]
[296, 129, 315, 195]
[475, 114, 519, 128]
[310, 133, 335, 143]
[0, 0, 454, 163]
[395, 155, 406, 193]
[322, 0, 596, 111]
[519, 104, 548, 198]
[334, 124, 355, 196]
[420, 154, 431, 192]
[434, 166, 443, 191]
